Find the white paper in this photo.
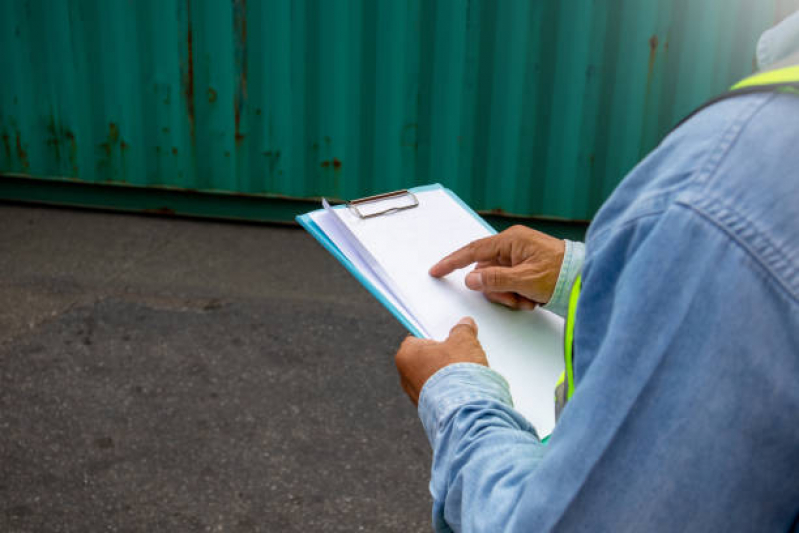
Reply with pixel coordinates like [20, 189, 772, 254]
[308, 205, 427, 336]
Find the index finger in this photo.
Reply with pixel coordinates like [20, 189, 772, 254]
[429, 237, 498, 278]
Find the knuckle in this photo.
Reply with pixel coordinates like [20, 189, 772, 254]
[507, 224, 527, 238]
[484, 268, 505, 288]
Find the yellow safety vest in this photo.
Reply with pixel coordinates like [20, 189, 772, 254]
[553, 65, 799, 420]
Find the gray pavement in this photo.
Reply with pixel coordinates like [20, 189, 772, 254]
[0, 204, 432, 532]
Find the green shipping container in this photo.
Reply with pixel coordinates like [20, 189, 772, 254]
[1, 0, 797, 224]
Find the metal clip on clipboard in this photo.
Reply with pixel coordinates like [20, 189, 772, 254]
[346, 189, 420, 219]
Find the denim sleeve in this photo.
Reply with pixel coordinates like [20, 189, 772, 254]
[418, 206, 799, 532]
[542, 240, 585, 317]
[417, 363, 546, 533]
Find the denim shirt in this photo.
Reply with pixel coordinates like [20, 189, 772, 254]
[417, 91, 799, 532]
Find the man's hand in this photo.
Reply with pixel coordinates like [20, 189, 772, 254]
[429, 225, 565, 309]
[395, 317, 487, 405]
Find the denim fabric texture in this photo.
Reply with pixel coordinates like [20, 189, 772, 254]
[417, 92, 799, 532]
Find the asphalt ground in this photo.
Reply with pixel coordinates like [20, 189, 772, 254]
[0, 203, 432, 532]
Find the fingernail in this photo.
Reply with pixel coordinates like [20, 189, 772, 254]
[456, 317, 477, 334]
[465, 272, 483, 290]
[519, 300, 536, 310]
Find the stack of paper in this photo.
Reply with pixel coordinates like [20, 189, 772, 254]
[298, 184, 564, 436]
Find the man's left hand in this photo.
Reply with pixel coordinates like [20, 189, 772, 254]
[395, 317, 488, 405]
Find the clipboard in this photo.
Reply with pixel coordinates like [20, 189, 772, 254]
[297, 183, 564, 436]
[297, 184, 494, 337]
[346, 189, 420, 219]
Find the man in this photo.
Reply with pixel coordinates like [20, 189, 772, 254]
[395, 12, 799, 532]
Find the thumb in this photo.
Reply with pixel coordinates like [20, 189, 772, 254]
[449, 316, 478, 338]
[466, 266, 524, 293]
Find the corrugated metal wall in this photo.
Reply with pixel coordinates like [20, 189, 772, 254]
[2, 0, 797, 221]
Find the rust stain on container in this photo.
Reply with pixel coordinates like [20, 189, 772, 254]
[233, 0, 248, 147]
[46, 117, 62, 161]
[98, 123, 122, 159]
[65, 130, 78, 175]
[644, 34, 660, 104]
[233, 109, 244, 145]
[648, 35, 659, 76]
[182, 0, 195, 141]
[172, 147, 178, 155]
[15, 133, 29, 169]
[321, 158, 342, 170]
[44, 118, 79, 175]
[207, 87, 217, 102]
[120, 141, 129, 151]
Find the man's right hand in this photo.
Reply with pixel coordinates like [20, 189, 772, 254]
[429, 225, 565, 310]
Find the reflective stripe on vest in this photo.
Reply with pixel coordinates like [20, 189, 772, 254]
[732, 65, 799, 90]
[552, 64, 799, 422]
[554, 274, 580, 420]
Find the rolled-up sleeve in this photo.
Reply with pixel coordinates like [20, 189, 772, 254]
[418, 363, 547, 532]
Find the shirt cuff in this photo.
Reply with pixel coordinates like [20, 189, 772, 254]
[417, 363, 514, 446]
[543, 240, 585, 318]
